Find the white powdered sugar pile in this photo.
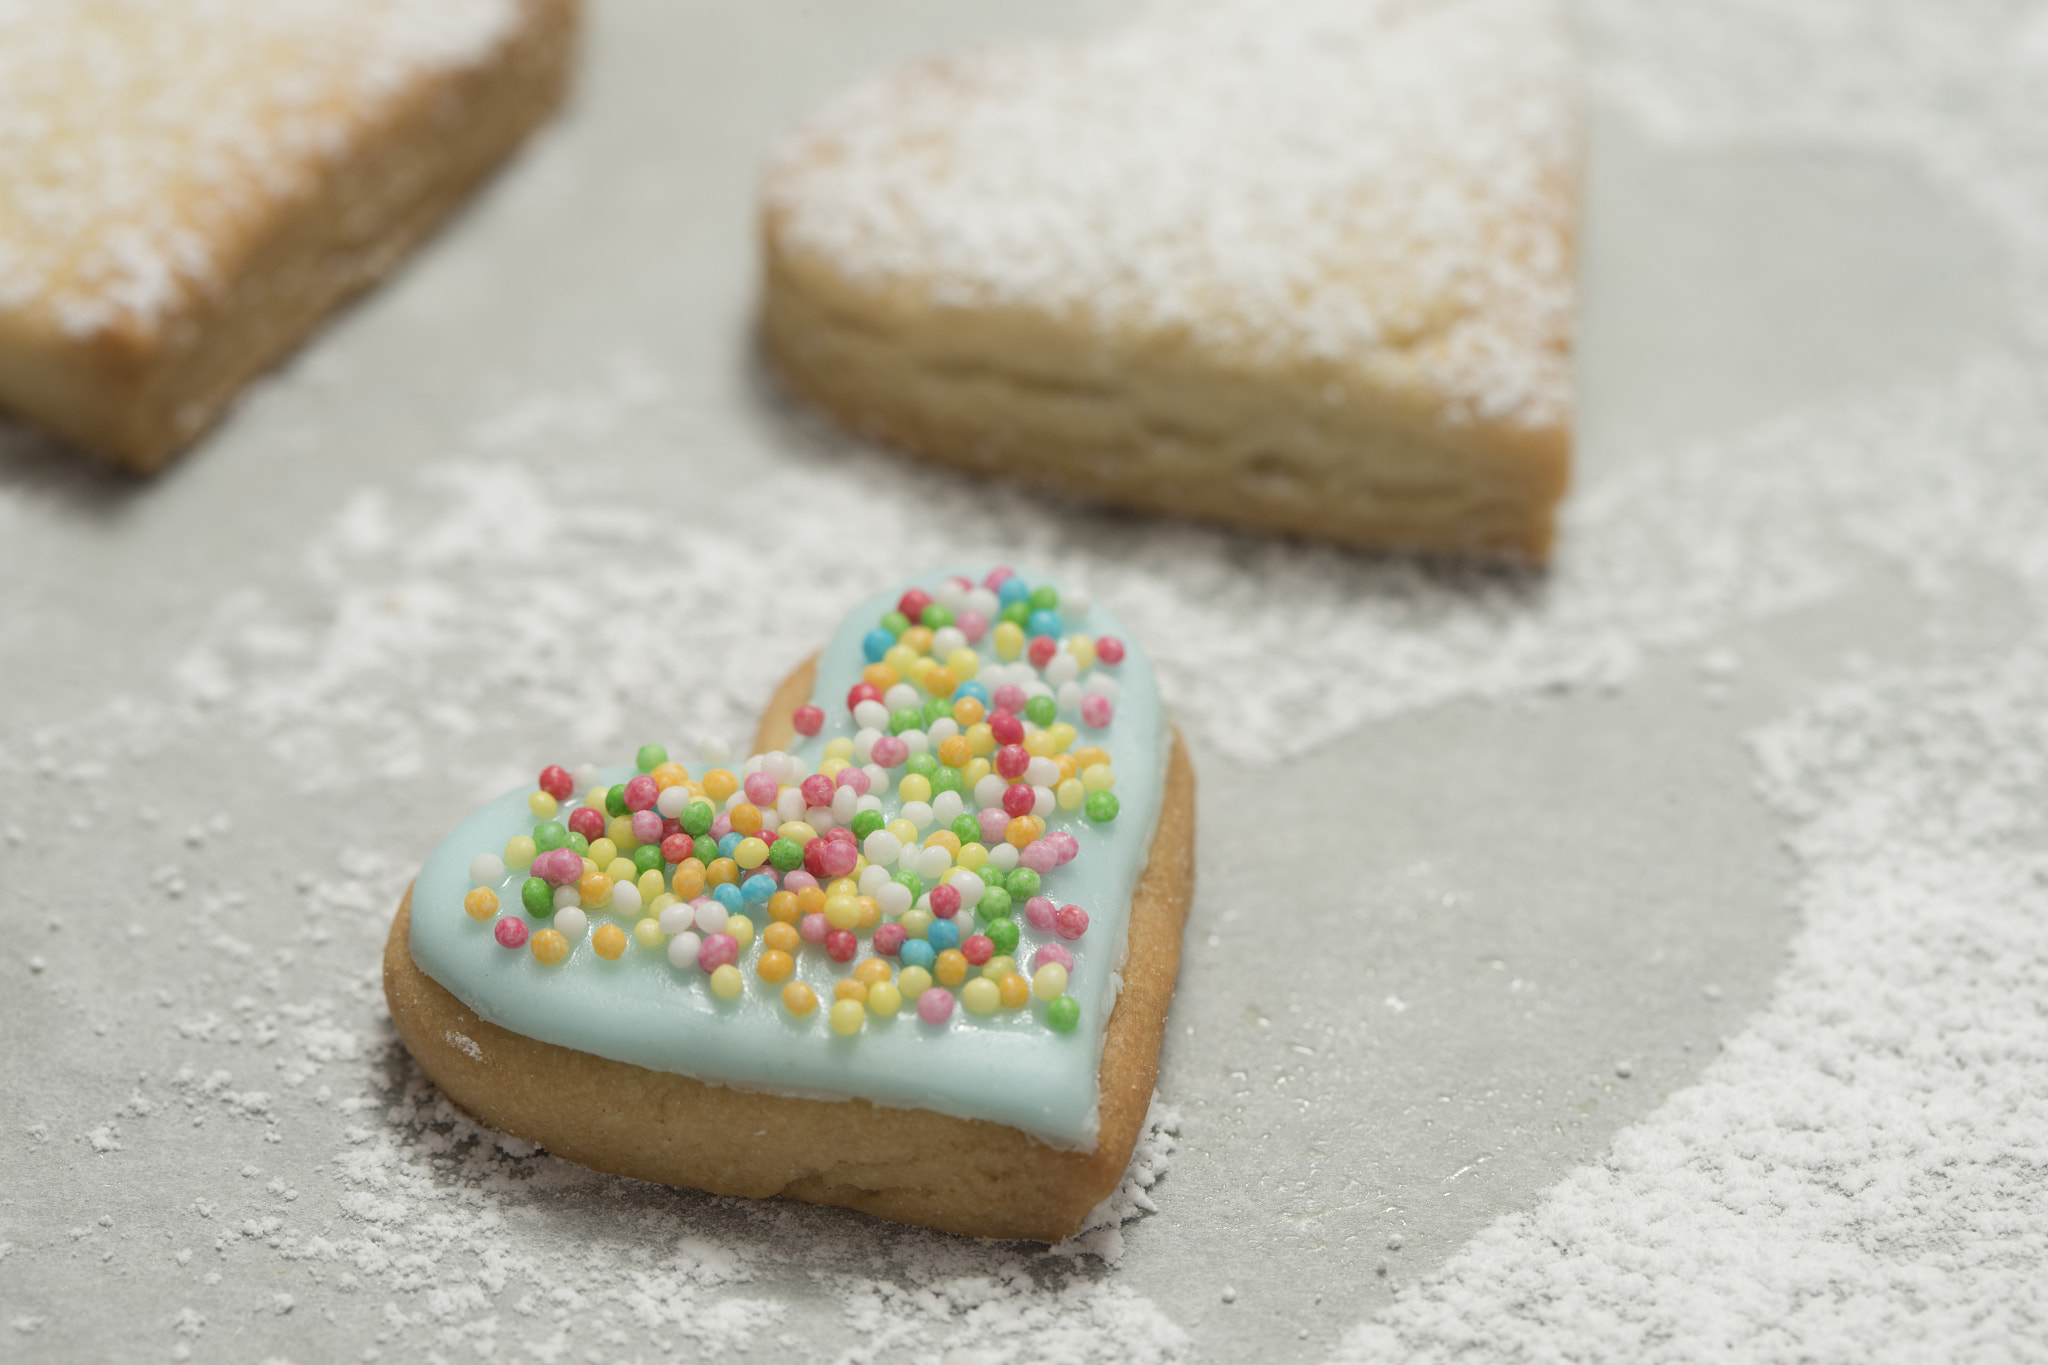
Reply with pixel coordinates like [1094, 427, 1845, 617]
[1342, 647, 2048, 1362]
[769, 0, 1576, 429]
[0, 0, 521, 338]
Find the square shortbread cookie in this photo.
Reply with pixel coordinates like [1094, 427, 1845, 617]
[0, 0, 579, 471]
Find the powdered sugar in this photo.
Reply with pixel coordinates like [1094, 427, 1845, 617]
[769, 0, 1576, 431]
[0, 0, 521, 340]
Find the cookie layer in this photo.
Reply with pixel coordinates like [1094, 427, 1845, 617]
[405, 578, 1168, 1144]
[0, 0, 579, 470]
[386, 669, 1196, 1242]
[762, 0, 1577, 561]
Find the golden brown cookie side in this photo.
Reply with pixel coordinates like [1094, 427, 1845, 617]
[385, 659, 1196, 1242]
[0, 0, 581, 471]
[759, 222, 1567, 562]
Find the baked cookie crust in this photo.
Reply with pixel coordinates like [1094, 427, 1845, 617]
[760, 0, 1577, 561]
[0, 0, 580, 471]
[383, 658, 1197, 1242]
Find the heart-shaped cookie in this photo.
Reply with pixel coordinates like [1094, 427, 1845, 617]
[384, 569, 1195, 1241]
[761, 0, 1578, 561]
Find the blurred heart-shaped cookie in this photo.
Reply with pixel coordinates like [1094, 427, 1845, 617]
[763, 0, 1578, 561]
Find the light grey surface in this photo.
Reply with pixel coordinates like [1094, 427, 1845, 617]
[0, 3, 2011, 1361]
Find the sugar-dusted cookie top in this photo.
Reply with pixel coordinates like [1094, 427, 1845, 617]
[409, 569, 1170, 1148]
[767, 0, 1576, 434]
[0, 0, 524, 344]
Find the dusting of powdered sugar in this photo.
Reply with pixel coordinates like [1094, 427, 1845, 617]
[1340, 646, 2048, 1362]
[0, 0, 523, 340]
[1328, 3, 2048, 1358]
[768, 0, 1576, 430]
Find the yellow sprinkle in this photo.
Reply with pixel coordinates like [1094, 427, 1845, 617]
[530, 930, 569, 965]
[463, 888, 498, 921]
[528, 791, 558, 819]
[709, 964, 743, 999]
[633, 918, 666, 950]
[830, 999, 866, 1036]
[867, 982, 903, 1017]
[961, 977, 1000, 1015]
[503, 835, 536, 872]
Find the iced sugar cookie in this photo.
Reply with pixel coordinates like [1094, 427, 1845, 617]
[383, 569, 1196, 1241]
[761, 0, 1577, 561]
[0, 0, 579, 470]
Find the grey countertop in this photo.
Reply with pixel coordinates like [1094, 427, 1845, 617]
[0, 2, 2025, 1361]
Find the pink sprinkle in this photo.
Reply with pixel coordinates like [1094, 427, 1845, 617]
[709, 814, 733, 841]
[982, 566, 1014, 590]
[697, 933, 738, 973]
[1028, 637, 1057, 668]
[567, 807, 605, 840]
[918, 987, 956, 1024]
[962, 934, 993, 965]
[870, 736, 909, 768]
[631, 810, 662, 844]
[1020, 841, 1059, 874]
[623, 775, 659, 812]
[534, 848, 583, 887]
[801, 774, 835, 806]
[1095, 636, 1125, 665]
[835, 766, 870, 795]
[995, 745, 1030, 779]
[1044, 832, 1080, 865]
[1080, 694, 1114, 729]
[538, 765, 574, 801]
[956, 609, 989, 643]
[873, 924, 907, 956]
[977, 809, 1011, 844]
[928, 883, 961, 919]
[782, 870, 820, 896]
[1002, 784, 1036, 818]
[817, 839, 858, 878]
[1033, 942, 1074, 973]
[1054, 904, 1090, 940]
[495, 918, 529, 949]
[1024, 896, 1058, 931]
[744, 771, 778, 805]
[800, 913, 828, 943]
[825, 928, 858, 962]
[660, 833, 693, 863]
[791, 704, 824, 737]
[992, 684, 1027, 715]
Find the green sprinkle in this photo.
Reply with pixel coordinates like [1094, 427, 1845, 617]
[922, 697, 951, 725]
[852, 810, 886, 841]
[1046, 996, 1081, 1033]
[893, 870, 924, 900]
[1024, 695, 1057, 727]
[769, 838, 804, 873]
[1029, 585, 1060, 612]
[880, 610, 911, 637]
[930, 767, 964, 795]
[520, 877, 553, 915]
[905, 751, 939, 780]
[632, 844, 664, 877]
[987, 917, 1020, 955]
[1085, 790, 1121, 823]
[531, 820, 568, 853]
[680, 801, 715, 837]
[977, 885, 1013, 923]
[692, 834, 719, 864]
[1000, 601, 1032, 626]
[635, 744, 667, 774]
[950, 814, 982, 845]
[889, 707, 923, 735]
[921, 603, 955, 630]
[1005, 868, 1040, 900]
[605, 784, 629, 818]
[566, 832, 590, 857]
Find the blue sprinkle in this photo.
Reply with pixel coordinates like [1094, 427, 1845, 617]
[926, 918, 962, 953]
[741, 873, 776, 904]
[899, 939, 937, 971]
[1027, 609, 1064, 639]
[862, 627, 896, 662]
[954, 679, 990, 706]
[717, 831, 744, 859]
[712, 882, 744, 912]
[997, 577, 1032, 608]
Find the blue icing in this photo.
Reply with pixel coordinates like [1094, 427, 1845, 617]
[409, 568, 1167, 1148]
